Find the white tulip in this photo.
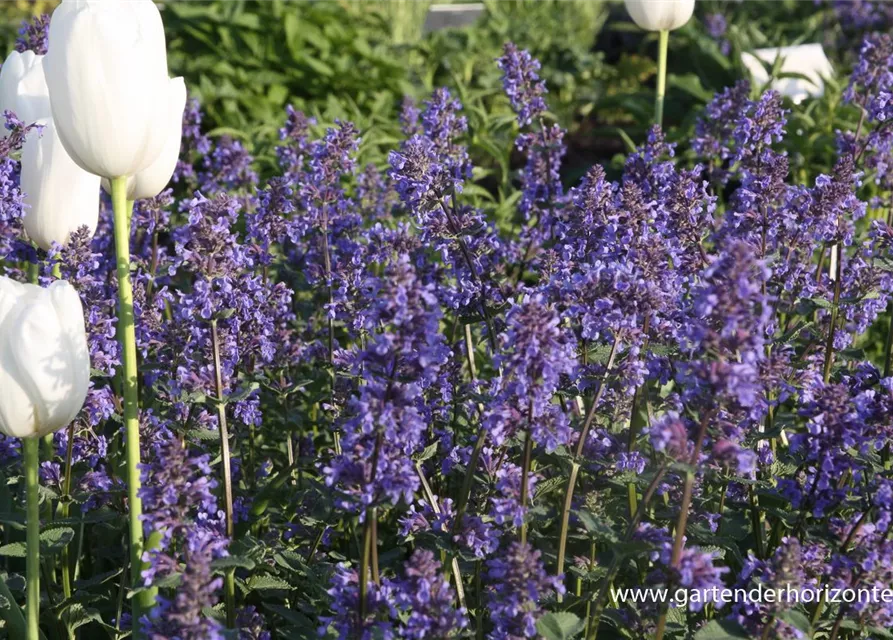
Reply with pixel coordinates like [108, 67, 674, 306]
[0, 278, 90, 439]
[15, 56, 52, 126]
[44, 0, 179, 179]
[101, 77, 187, 200]
[0, 50, 42, 133]
[741, 44, 834, 105]
[624, 0, 695, 32]
[21, 118, 101, 250]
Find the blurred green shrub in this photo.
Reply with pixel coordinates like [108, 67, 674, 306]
[0, 0, 860, 187]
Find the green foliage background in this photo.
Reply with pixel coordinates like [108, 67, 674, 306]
[0, 0, 853, 181]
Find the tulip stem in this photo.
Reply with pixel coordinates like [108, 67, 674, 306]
[110, 177, 154, 635]
[655, 29, 669, 128]
[24, 437, 40, 640]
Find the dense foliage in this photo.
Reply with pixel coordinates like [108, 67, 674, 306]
[3, 3, 893, 640]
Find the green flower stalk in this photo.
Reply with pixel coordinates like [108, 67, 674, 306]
[655, 29, 669, 127]
[622, 0, 694, 128]
[24, 437, 39, 640]
[110, 177, 155, 633]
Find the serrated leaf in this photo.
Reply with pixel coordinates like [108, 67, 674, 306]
[576, 511, 619, 543]
[0, 543, 25, 558]
[41, 527, 75, 553]
[534, 476, 565, 500]
[247, 575, 291, 591]
[211, 555, 257, 571]
[536, 612, 585, 640]
[61, 603, 102, 633]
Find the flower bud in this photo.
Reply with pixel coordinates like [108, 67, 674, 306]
[21, 118, 101, 250]
[15, 55, 52, 125]
[0, 50, 42, 133]
[44, 0, 180, 178]
[0, 278, 90, 439]
[624, 0, 695, 32]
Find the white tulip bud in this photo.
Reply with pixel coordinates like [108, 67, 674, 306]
[624, 0, 695, 32]
[0, 50, 42, 134]
[0, 278, 90, 439]
[44, 0, 180, 179]
[15, 55, 52, 126]
[21, 119, 101, 250]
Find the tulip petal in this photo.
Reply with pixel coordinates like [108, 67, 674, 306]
[128, 76, 187, 200]
[624, 0, 695, 32]
[0, 324, 39, 439]
[0, 280, 38, 438]
[0, 50, 40, 136]
[47, 281, 90, 431]
[0, 277, 29, 329]
[21, 118, 101, 250]
[15, 56, 50, 125]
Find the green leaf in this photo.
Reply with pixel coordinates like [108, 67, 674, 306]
[839, 620, 893, 638]
[74, 568, 122, 590]
[40, 527, 75, 553]
[808, 296, 832, 309]
[0, 543, 25, 558]
[693, 620, 751, 639]
[0, 572, 45, 640]
[576, 511, 619, 543]
[61, 603, 102, 633]
[229, 381, 261, 404]
[776, 610, 812, 635]
[211, 555, 257, 571]
[266, 603, 314, 627]
[536, 612, 585, 640]
[246, 575, 291, 591]
[412, 442, 439, 463]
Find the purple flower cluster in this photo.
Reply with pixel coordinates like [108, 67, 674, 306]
[485, 542, 564, 639]
[497, 42, 548, 127]
[15, 14, 49, 55]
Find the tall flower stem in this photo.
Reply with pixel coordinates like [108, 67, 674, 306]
[209, 319, 237, 629]
[883, 301, 893, 378]
[555, 338, 619, 580]
[586, 463, 669, 640]
[320, 224, 341, 456]
[415, 462, 466, 609]
[60, 424, 75, 600]
[519, 424, 534, 546]
[626, 318, 652, 520]
[359, 432, 384, 627]
[822, 241, 843, 383]
[110, 177, 154, 632]
[654, 412, 712, 640]
[24, 437, 40, 640]
[655, 30, 669, 127]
